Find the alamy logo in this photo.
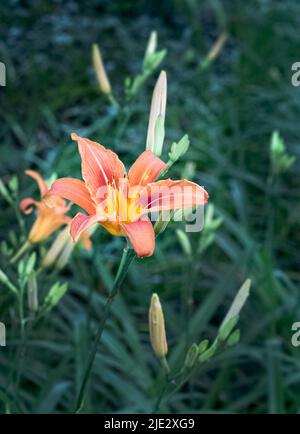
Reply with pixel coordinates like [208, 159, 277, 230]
[0, 62, 6, 86]
[291, 62, 300, 87]
[0, 322, 6, 346]
[291, 322, 300, 347]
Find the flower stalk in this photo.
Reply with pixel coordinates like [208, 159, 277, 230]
[74, 246, 136, 413]
[10, 240, 31, 264]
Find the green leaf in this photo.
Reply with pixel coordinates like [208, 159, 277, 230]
[8, 175, 18, 194]
[0, 268, 18, 294]
[176, 229, 192, 256]
[0, 179, 12, 204]
[198, 232, 215, 255]
[197, 204, 223, 255]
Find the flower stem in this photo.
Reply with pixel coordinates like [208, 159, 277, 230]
[74, 246, 135, 413]
[152, 357, 171, 414]
[107, 92, 120, 110]
[10, 240, 31, 264]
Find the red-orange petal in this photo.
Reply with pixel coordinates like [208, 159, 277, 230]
[71, 133, 126, 200]
[48, 177, 96, 215]
[25, 170, 48, 197]
[137, 179, 209, 214]
[20, 197, 37, 215]
[70, 212, 100, 243]
[128, 150, 167, 187]
[121, 218, 155, 257]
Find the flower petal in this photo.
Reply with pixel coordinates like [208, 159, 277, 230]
[70, 213, 101, 243]
[128, 150, 167, 187]
[48, 177, 96, 215]
[121, 219, 155, 257]
[71, 133, 126, 200]
[25, 170, 48, 197]
[137, 179, 209, 214]
[28, 202, 70, 243]
[20, 197, 37, 215]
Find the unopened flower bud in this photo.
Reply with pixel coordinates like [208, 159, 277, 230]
[0, 269, 9, 284]
[206, 32, 228, 63]
[28, 272, 38, 313]
[149, 293, 168, 359]
[56, 240, 74, 270]
[41, 226, 70, 269]
[92, 43, 111, 95]
[183, 343, 198, 369]
[146, 71, 167, 156]
[145, 31, 157, 58]
[168, 134, 190, 164]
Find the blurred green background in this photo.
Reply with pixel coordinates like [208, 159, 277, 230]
[0, 0, 300, 414]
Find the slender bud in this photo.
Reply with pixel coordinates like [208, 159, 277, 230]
[0, 268, 18, 294]
[220, 279, 251, 328]
[43, 282, 68, 313]
[206, 32, 228, 63]
[92, 43, 111, 95]
[146, 71, 167, 156]
[41, 226, 70, 269]
[145, 31, 157, 58]
[56, 240, 74, 270]
[270, 130, 295, 175]
[183, 343, 198, 369]
[149, 293, 168, 359]
[0, 268, 9, 284]
[227, 329, 240, 346]
[168, 134, 190, 164]
[28, 272, 38, 313]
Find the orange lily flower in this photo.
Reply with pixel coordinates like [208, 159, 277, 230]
[20, 170, 70, 244]
[48, 134, 208, 257]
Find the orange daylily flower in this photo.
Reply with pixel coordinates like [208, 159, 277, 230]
[48, 134, 208, 257]
[20, 170, 70, 244]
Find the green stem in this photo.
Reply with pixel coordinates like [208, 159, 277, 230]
[107, 92, 120, 110]
[74, 246, 135, 413]
[265, 174, 276, 253]
[10, 241, 31, 264]
[161, 356, 170, 376]
[153, 357, 171, 414]
[13, 287, 27, 399]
